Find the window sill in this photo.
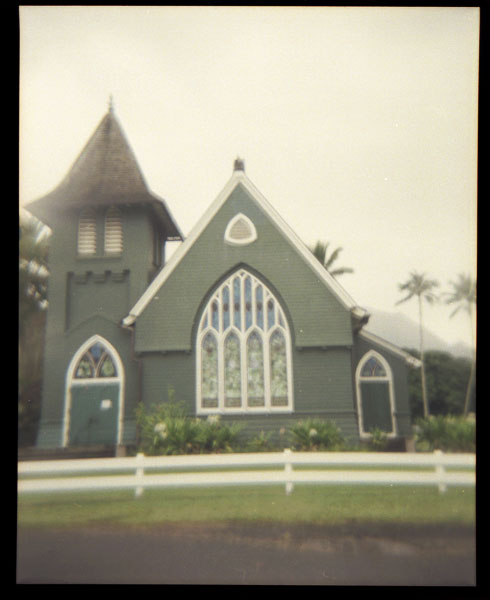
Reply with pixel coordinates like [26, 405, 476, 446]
[76, 254, 123, 260]
[197, 407, 294, 416]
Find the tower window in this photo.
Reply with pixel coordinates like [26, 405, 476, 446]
[104, 207, 123, 255]
[77, 208, 97, 255]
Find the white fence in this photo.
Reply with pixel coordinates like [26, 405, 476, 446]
[18, 449, 475, 497]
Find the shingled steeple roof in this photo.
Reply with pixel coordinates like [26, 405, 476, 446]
[26, 107, 182, 240]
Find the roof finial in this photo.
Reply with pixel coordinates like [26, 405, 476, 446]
[108, 94, 114, 113]
[233, 157, 245, 172]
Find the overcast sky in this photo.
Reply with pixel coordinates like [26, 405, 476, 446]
[19, 6, 478, 348]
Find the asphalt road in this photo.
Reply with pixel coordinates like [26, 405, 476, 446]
[17, 523, 476, 585]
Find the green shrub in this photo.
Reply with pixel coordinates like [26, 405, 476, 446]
[289, 418, 344, 451]
[244, 430, 278, 452]
[135, 401, 242, 455]
[367, 427, 390, 451]
[195, 415, 243, 454]
[414, 414, 475, 453]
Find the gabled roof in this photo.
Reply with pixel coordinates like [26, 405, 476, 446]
[26, 109, 182, 240]
[123, 168, 370, 326]
[358, 330, 422, 368]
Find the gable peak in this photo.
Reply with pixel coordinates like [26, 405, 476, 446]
[233, 157, 245, 172]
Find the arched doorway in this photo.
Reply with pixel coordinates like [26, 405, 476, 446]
[64, 336, 124, 447]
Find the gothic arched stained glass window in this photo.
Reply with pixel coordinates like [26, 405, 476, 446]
[196, 269, 293, 413]
[74, 341, 118, 379]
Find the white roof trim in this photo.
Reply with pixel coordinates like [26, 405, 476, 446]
[359, 329, 422, 368]
[124, 170, 368, 323]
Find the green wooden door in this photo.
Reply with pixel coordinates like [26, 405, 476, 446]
[69, 383, 119, 446]
[359, 382, 393, 434]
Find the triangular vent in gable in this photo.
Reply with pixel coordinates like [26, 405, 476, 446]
[224, 213, 257, 246]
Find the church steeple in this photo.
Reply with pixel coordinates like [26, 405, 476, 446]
[26, 106, 182, 241]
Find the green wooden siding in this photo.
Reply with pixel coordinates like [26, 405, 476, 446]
[136, 183, 353, 353]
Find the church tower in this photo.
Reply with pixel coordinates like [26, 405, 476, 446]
[26, 105, 182, 451]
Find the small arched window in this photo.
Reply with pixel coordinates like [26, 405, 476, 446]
[104, 207, 123, 255]
[356, 351, 396, 437]
[73, 340, 118, 379]
[77, 208, 97, 255]
[196, 269, 293, 413]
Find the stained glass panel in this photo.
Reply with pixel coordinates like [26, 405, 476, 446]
[89, 342, 104, 362]
[211, 300, 219, 331]
[233, 277, 241, 329]
[75, 355, 94, 378]
[267, 299, 275, 329]
[224, 333, 241, 407]
[247, 331, 265, 407]
[222, 286, 230, 331]
[201, 333, 219, 408]
[255, 286, 264, 329]
[361, 356, 387, 377]
[270, 330, 288, 406]
[245, 276, 252, 330]
[98, 354, 117, 377]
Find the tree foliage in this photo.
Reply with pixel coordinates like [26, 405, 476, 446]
[444, 273, 476, 416]
[19, 210, 51, 446]
[405, 349, 474, 421]
[310, 241, 354, 278]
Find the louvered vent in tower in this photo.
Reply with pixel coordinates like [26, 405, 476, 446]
[104, 207, 123, 254]
[77, 208, 97, 255]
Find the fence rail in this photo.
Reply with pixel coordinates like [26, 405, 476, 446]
[18, 449, 475, 496]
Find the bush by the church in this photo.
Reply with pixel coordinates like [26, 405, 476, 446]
[414, 414, 475, 453]
[135, 401, 242, 455]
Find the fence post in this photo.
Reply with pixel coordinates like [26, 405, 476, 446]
[135, 452, 145, 498]
[284, 448, 294, 495]
[434, 449, 447, 493]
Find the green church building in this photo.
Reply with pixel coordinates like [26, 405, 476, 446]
[26, 106, 420, 454]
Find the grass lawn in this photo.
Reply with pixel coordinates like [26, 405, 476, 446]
[17, 484, 475, 531]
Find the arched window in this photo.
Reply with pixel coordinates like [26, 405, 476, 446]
[356, 351, 396, 437]
[196, 269, 293, 413]
[104, 207, 123, 254]
[77, 208, 96, 255]
[73, 340, 118, 379]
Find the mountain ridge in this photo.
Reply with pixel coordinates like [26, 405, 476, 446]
[363, 308, 473, 359]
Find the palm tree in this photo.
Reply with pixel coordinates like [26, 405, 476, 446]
[19, 210, 50, 335]
[19, 210, 50, 445]
[396, 271, 439, 418]
[310, 241, 354, 278]
[444, 274, 476, 416]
